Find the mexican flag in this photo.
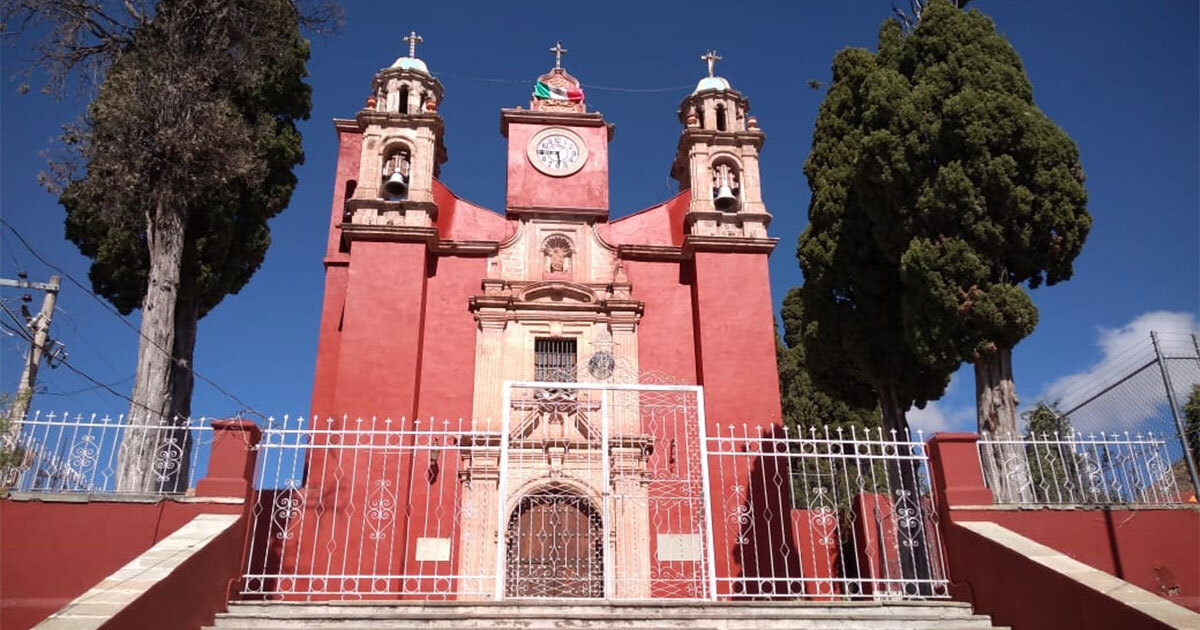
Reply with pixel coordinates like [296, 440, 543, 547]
[534, 80, 584, 102]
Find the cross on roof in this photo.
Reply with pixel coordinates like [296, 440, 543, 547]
[701, 50, 721, 78]
[549, 41, 568, 69]
[403, 31, 423, 58]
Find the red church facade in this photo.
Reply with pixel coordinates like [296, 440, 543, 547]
[296, 44, 785, 599]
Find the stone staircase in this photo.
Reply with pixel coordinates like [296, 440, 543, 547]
[207, 600, 1008, 630]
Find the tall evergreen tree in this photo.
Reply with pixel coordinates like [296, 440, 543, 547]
[799, 1, 1089, 485]
[6, 0, 334, 490]
[778, 287, 881, 434]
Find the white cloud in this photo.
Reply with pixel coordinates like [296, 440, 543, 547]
[1037, 311, 1199, 435]
[907, 372, 977, 436]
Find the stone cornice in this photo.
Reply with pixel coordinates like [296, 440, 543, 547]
[345, 198, 438, 218]
[616, 244, 687, 262]
[355, 110, 445, 132]
[683, 234, 779, 255]
[333, 118, 360, 133]
[506, 205, 609, 220]
[500, 109, 615, 140]
[469, 279, 644, 323]
[341, 224, 437, 246]
[432, 240, 499, 256]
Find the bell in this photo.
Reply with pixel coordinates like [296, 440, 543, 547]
[383, 171, 408, 198]
[714, 185, 738, 211]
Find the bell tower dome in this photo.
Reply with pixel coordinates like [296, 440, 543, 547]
[670, 51, 770, 239]
[344, 31, 447, 229]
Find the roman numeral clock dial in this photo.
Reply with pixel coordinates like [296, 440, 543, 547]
[528, 128, 588, 176]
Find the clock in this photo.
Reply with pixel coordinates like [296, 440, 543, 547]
[528, 127, 588, 176]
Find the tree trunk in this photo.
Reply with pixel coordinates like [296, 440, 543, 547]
[164, 292, 199, 491]
[116, 203, 188, 493]
[876, 382, 909, 435]
[974, 345, 1034, 502]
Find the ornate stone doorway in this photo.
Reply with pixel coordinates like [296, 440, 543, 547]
[504, 487, 604, 598]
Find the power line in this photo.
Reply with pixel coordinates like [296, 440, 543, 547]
[0, 317, 171, 417]
[0, 219, 265, 419]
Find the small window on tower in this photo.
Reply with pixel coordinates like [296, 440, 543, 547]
[716, 104, 727, 131]
[535, 338, 577, 383]
[398, 85, 410, 114]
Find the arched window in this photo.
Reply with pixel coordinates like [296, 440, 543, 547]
[715, 104, 727, 131]
[398, 85, 410, 114]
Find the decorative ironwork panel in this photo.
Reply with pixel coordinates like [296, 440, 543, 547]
[706, 425, 950, 600]
[0, 411, 212, 495]
[978, 432, 1185, 506]
[240, 416, 504, 600]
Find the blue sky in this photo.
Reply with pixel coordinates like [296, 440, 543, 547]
[0, 0, 1196, 434]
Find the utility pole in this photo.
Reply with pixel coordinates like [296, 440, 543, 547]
[1, 274, 62, 429]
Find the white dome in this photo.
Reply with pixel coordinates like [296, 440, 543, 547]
[390, 56, 429, 73]
[693, 76, 731, 94]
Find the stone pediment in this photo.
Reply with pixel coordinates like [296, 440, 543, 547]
[518, 282, 596, 304]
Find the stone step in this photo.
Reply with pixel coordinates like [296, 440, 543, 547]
[206, 601, 1005, 630]
[221, 600, 976, 618]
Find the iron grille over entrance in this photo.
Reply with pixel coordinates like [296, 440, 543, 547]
[534, 338, 577, 382]
[505, 487, 604, 598]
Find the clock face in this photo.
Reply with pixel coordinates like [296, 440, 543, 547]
[528, 129, 588, 176]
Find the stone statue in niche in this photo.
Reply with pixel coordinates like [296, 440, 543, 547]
[543, 235, 573, 276]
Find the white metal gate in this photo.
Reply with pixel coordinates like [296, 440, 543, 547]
[497, 380, 715, 600]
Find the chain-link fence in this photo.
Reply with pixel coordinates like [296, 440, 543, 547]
[1047, 331, 1199, 500]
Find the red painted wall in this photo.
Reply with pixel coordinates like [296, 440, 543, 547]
[414, 255, 488, 421]
[949, 521, 1184, 630]
[504, 121, 609, 213]
[625, 258, 698, 384]
[953, 507, 1200, 612]
[690, 251, 782, 431]
[310, 123, 359, 418]
[0, 499, 244, 630]
[927, 433, 1200, 629]
[332, 241, 428, 420]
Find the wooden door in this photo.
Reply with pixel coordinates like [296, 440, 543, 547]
[505, 490, 603, 598]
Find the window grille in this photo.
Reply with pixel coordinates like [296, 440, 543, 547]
[535, 338, 577, 382]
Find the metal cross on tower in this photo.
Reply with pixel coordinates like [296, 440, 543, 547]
[549, 41, 568, 69]
[403, 31, 423, 58]
[701, 50, 721, 78]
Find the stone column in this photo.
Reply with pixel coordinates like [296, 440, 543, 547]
[472, 317, 507, 432]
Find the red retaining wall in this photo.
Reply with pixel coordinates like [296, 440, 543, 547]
[0, 497, 244, 629]
[0, 418, 259, 629]
[928, 433, 1200, 630]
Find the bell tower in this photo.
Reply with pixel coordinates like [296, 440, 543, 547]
[670, 51, 770, 239]
[344, 31, 447, 229]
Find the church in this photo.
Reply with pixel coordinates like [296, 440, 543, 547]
[296, 36, 786, 599]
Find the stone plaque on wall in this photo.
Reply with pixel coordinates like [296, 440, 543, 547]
[415, 537, 452, 562]
[656, 534, 702, 562]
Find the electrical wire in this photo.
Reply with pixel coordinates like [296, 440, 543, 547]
[0, 219, 265, 419]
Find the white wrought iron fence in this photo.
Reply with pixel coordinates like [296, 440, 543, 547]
[0, 411, 213, 495]
[706, 424, 949, 600]
[978, 431, 1185, 506]
[241, 415, 504, 599]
